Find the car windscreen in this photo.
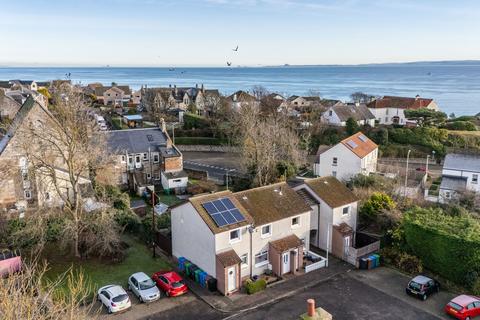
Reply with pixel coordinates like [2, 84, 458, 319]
[447, 302, 463, 311]
[112, 294, 129, 302]
[172, 280, 184, 289]
[408, 281, 422, 291]
[139, 279, 156, 290]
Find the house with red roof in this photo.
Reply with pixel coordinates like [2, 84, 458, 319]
[367, 95, 439, 125]
[313, 132, 378, 181]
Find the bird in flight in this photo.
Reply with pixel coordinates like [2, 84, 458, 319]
[232, 46, 239, 52]
[226, 62, 232, 66]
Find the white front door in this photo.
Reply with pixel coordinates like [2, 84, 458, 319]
[344, 236, 351, 257]
[227, 266, 236, 292]
[282, 252, 290, 274]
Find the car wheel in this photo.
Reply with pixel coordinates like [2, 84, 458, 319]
[422, 294, 427, 301]
[466, 317, 470, 320]
[139, 295, 143, 303]
[108, 307, 112, 314]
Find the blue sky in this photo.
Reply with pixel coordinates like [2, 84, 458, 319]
[1, 0, 479, 66]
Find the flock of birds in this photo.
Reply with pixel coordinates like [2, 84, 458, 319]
[226, 45, 239, 66]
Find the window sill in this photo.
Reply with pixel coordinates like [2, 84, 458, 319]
[229, 239, 241, 245]
[241, 264, 248, 269]
[254, 261, 268, 268]
[291, 224, 300, 229]
[260, 233, 271, 239]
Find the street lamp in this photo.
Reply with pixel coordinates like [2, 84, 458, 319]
[404, 149, 412, 198]
[326, 222, 332, 268]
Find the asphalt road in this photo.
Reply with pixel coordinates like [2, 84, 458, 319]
[226, 274, 441, 320]
[147, 272, 443, 320]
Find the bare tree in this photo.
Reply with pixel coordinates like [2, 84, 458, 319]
[233, 104, 305, 186]
[16, 86, 112, 258]
[0, 261, 96, 320]
[251, 85, 270, 100]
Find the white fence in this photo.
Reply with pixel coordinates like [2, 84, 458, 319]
[305, 251, 327, 273]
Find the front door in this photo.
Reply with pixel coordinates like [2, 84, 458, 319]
[282, 252, 290, 274]
[227, 266, 236, 292]
[343, 236, 351, 257]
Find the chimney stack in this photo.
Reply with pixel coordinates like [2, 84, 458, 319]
[160, 118, 166, 133]
[195, 83, 198, 89]
[307, 299, 316, 317]
[415, 94, 420, 100]
[201, 83, 205, 94]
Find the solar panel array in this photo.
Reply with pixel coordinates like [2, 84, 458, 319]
[358, 134, 368, 142]
[346, 140, 358, 149]
[202, 198, 245, 227]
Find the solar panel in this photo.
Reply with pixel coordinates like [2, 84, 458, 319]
[221, 198, 235, 209]
[202, 198, 245, 227]
[346, 140, 358, 149]
[359, 134, 368, 142]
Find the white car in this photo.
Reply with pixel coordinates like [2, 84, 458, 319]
[128, 272, 161, 303]
[97, 285, 131, 314]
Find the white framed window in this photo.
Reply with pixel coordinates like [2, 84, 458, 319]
[261, 224, 272, 238]
[342, 206, 350, 215]
[45, 192, 50, 201]
[153, 154, 159, 163]
[121, 155, 126, 163]
[24, 190, 32, 199]
[143, 153, 148, 161]
[229, 229, 241, 243]
[240, 253, 248, 268]
[332, 157, 338, 166]
[291, 216, 300, 228]
[254, 251, 268, 267]
[128, 156, 133, 164]
[328, 110, 333, 116]
[332, 171, 337, 177]
[445, 191, 451, 199]
[385, 117, 389, 123]
[146, 173, 151, 180]
[472, 174, 478, 184]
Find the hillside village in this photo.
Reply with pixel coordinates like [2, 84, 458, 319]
[1, 78, 480, 319]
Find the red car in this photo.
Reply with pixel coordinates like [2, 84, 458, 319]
[152, 271, 188, 297]
[445, 295, 480, 319]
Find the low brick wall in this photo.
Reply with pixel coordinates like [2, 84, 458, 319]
[176, 145, 240, 153]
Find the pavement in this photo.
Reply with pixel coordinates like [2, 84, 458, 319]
[145, 264, 455, 320]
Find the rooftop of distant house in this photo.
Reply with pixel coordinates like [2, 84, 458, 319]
[367, 95, 434, 110]
[105, 127, 178, 155]
[443, 153, 480, 173]
[330, 103, 375, 121]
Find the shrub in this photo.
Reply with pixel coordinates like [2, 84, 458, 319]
[183, 113, 210, 129]
[114, 208, 141, 233]
[244, 278, 267, 294]
[359, 192, 396, 222]
[443, 121, 477, 131]
[380, 247, 423, 274]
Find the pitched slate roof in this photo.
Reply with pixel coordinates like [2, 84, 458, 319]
[106, 128, 169, 154]
[367, 96, 434, 110]
[0, 81, 12, 89]
[234, 182, 311, 226]
[331, 103, 375, 122]
[0, 97, 36, 154]
[269, 234, 302, 252]
[189, 191, 253, 234]
[228, 90, 256, 102]
[95, 85, 131, 96]
[304, 176, 358, 208]
[443, 153, 480, 173]
[216, 250, 242, 267]
[341, 132, 378, 158]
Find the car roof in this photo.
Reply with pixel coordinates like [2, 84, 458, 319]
[131, 272, 150, 281]
[100, 285, 126, 297]
[162, 271, 182, 282]
[411, 275, 432, 284]
[452, 295, 479, 306]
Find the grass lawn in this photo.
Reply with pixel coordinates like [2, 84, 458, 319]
[156, 193, 184, 206]
[44, 235, 171, 296]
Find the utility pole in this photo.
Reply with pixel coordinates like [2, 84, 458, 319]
[148, 186, 156, 258]
[425, 155, 430, 176]
[226, 169, 229, 190]
[404, 149, 411, 198]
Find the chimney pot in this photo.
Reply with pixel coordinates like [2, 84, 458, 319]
[307, 299, 315, 317]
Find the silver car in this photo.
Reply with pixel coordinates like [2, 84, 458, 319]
[97, 285, 131, 314]
[128, 272, 161, 303]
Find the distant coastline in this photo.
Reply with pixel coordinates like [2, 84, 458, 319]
[1, 60, 480, 69]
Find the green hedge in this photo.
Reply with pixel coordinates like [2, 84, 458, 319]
[183, 113, 210, 129]
[245, 278, 267, 294]
[443, 121, 477, 131]
[174, 137, 227, 145]
[403, 207, 480, 285]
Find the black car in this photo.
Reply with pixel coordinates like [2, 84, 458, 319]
[406, 275, 440, 301]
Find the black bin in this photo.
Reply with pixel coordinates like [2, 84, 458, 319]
[189, 265, 199, 280]
[359, 257, 368, 270]
[207, 278, 217, 292]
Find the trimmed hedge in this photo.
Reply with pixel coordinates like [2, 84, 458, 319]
[183, 113, 210, 129]
[174, 137, 227, 145]
[245, 278, 267, 294]
[403, 207, 480, 285]
[443, 121, 477, 131]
